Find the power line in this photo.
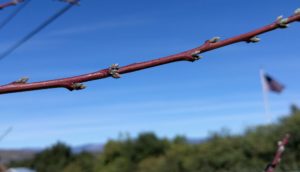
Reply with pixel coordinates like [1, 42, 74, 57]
[0, 0, 32, 31]
[0, 1, 78, 61]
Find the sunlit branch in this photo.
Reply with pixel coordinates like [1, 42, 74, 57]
[0, 8, 299, 95]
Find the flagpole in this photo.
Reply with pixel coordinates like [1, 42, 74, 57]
[260, 69, 272, 123]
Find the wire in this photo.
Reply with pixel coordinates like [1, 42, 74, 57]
[0, 2, 77, 61]
[0, 0, 32, 31]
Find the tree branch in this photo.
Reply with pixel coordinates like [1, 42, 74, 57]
[264, 134, 290, 172]
[0, 0, 23, 10]
[1, 8, 300, 95]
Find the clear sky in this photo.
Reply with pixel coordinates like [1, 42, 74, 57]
[0, 0, 299, 149]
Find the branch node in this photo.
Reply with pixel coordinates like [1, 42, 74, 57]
[191, 50, 203, 61]
[247, 36, 261, 43]
[278, 146, 285, 153]
[209, 36, 221, 43]
[109, 64, 121, 79]
[13, 77, 29, 84]
[72, 83, 86, 90]
[276, 16, 289, 28]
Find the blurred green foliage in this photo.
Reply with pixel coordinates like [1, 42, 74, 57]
[10, 105, 300, 172]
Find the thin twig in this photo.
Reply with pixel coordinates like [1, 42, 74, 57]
[0, 8, 299, 95]
[0, 0, 23, 10]
[264, 134, 290, 172]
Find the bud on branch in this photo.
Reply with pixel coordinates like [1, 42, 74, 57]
[0, 8, 300, 95]
[264, 134, 290, 172]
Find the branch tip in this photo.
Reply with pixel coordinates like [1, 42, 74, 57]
[109, 64, 121, 79]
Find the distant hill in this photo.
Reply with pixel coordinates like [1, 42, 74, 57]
[0, 139, 203, 164]
[0, 149, 37, 164]
[0, 143, 103, 164]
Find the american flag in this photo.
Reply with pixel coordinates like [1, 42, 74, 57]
[264, 74, 285, 93]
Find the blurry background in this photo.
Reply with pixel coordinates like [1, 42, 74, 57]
[0, 0, 299, 150]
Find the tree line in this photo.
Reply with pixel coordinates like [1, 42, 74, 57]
[9, 105, 300, 172]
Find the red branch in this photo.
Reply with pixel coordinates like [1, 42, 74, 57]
[0, 0, 23, 10]
[1, 9, 300, 95]
[265, 134, 290, 172]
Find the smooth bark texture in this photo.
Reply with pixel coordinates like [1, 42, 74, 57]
[0, 9, 300, 95]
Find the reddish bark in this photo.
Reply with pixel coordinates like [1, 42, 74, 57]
[0, 0, 23, 10]
[0, 9, 300, 95]
[265, 134, 290, 172]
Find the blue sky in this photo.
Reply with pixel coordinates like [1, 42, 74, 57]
[0, 0, 299, 149]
